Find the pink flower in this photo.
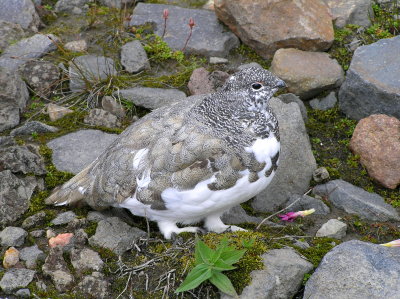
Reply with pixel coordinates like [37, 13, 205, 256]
[188, 17, 195, 28]
[163, 9, 169, 19]
[380, 239, 400, 247]
[49, 233, 74, 248]
[278, 209, 315, 222]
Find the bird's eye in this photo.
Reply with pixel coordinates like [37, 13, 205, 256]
[251, 83, 262, 90]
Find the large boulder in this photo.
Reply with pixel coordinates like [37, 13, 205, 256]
[304, 240, 400, 299]
[129, 3, 239, 57]
[339, 35, 400, 120]
[270, 48, 344, 99]
[0, 67, 29, 132]
[0, 34, 58, 71]
[0, 20, 26, 52]
[214, 0, 334, 59]
[0, 0, 41, 31]
[313, 179, 400, 221]
[252, 97, 317, 212]
[350, 114, 400, 189]
[69, 55, 117, 92]
[47, 129, 118, 174]
[323, 0, 373, 28]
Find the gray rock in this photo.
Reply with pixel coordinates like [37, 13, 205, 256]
[120, 40, 150, 73]
[209, 57, 228, 64]
[22, 211, 46, 229]
[222, 248, 313, 299]
[51, 211, 77, 225]
[316, 219, 347, 239]
[0, 34, 58, 71]
[252, 97, 317, 212]
[323, 0, 373, 28]
[129, 3, 239, 57]
[74, 272, 110, 299]
[71, 247, 104, 272]
[339, 35, 400, 120]
[64, 39, 87, 52]
[30, 230, 45, 238]
[18, 60, 60, 96]
[0, 170, 37, 226]
[87, 211, 111, 222]
[15, 288, 31, 298]
[55, 0, 91, 14]
[285, 194, 331, 215]
[47, 103, 73, 121]
[42, 246, 74, 292]
[313, 179, 400, 221]
[0, 136, 17, 147]
[84, 108, 121, 128]
[313, 167, 330, 183]
[293, 240, 310, 249]
[117, 87, 186, 110]
[0, 144, 46, 175]
[304, 240, 400, 299]
[0, 268, 35, 294]
[0, 67, 29, 132]
[0, 20, 26, 51]
[277, 93, 308, 123]
[47, 129, 118, 174]
[101, 96, 126, 118]
[10, 121, 58, 136]
[0, 0, 41, 31]
[0, 226, 27, 247]
[309, 91, 337, 111]
[89, 217, 146, 255]
[19, 244, 46, 269]
[69, 55, 117, 92]
[221, 205, 262, 225]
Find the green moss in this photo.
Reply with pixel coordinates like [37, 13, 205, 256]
[233, 44, 271, 69]
[84, 221, 98, 237]
[297, 238, 339, 267]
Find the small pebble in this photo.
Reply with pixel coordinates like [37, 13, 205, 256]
[3, 247, 20, 268]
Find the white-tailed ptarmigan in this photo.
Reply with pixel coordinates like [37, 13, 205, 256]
[46, 67, 286, 239]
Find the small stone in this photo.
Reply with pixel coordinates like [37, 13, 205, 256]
[71, 247, 104, 273]
[42, 246, 74, 292]
[22, 211, 46, 229]
[0, 268, 36, 294]
[49, 233, 74, 248]
[10, 121, 59, 136]
[270, 48, 344, 99]
[51, 211, 77, 226]
[277, 93, 308, 123]
[30, 230, 45, 238]
[294, 240, 310, 249]
[101, 96, 126, 118]
[237, 62, 262, 70]
[64, 40, 88, 52]
[316, 219, 348, 239]
[309, 92, 337, 111]
[84, 108, 121, 128]
[209, 57, 228, 64]
[3, 247, 20, 269]
[47, 103, 74, 121]
[120, 40, 150, 73]
[89, 217, 146, 255]
[46, 229, 56, 239]
[323, 0, 373, 28]
[313, 167, 330, 183]
[75, 272, 110, 299]
[15, 288, 31, 298]
[0, 227, 27, 247]
[116, 87, 187, 110]
[36, 280, 47, 292]
[350, 114, 400, 189]
[55, 0, 90, 14]
[19, 244, 46, 269]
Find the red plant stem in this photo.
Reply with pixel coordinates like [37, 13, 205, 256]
[182, 27, 192, 52]
[162, 18, 167, 39]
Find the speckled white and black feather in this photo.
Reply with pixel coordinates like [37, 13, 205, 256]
[46, 67, 286, 239]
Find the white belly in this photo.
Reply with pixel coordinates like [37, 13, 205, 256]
[117, 135, 280, 223]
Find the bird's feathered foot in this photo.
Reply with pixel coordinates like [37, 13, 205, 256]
[204, 214, 247, 233]
[157, 221, 207, 239]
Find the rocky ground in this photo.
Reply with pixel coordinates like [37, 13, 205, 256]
[0, 0, 399, 298]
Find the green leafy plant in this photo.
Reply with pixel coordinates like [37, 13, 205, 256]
[176, 238, 248, 297]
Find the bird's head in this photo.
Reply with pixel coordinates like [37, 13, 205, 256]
[221, 67, 286, 110]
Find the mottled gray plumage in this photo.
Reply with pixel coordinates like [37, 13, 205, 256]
[46, 67, 285, 239]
